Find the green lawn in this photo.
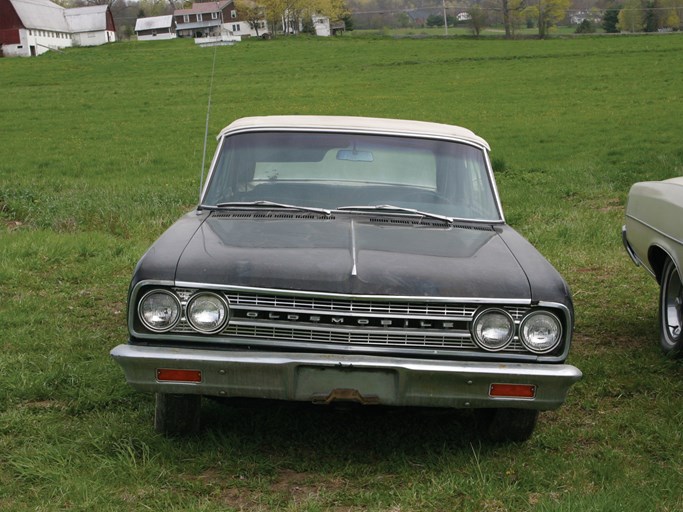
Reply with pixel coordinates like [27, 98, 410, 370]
[1, 34, 683, 511]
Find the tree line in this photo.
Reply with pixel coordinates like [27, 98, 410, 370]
[104, 0, 682, 39]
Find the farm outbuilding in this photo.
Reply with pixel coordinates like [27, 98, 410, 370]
[0, 0, 115, 57]
[135, 15, 176, 41]
[65, 5, 116, 47]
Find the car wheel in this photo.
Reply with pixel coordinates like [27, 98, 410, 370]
[659, 258, 683, 357]
[154, 393, 201, 436]
[478, 408, 539, 442]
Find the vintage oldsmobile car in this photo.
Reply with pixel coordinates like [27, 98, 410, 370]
[623, 177, 683, 357]
[111, 116, 582, 441]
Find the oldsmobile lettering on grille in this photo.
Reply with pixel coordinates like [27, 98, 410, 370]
[237, 310, 463, 330]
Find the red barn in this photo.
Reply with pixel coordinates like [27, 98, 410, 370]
[0, 0, 115, 57]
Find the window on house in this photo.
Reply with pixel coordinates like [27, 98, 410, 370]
[197, 13, 203, 21]
[231, 10, 237, 18]
[183, 14, 189, 23]
[211, 12, 218, 19]
[232, 24, 239, 32]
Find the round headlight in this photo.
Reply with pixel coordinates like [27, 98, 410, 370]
[520, 311, 562, 354]
[138, 290, 181, 332]
[187, 292, 229, 333]
[472, 309, 515, 351]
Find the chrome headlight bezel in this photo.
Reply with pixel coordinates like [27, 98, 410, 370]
[471, 308, 515, 352]
[186, 292, 230, 334]
[137, 289, 181, 333]
[519, 310, 563, 354]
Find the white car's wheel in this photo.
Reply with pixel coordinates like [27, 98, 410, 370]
[659, 259, 683, 357]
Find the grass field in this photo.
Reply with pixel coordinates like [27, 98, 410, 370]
[1, 34, 683, 511]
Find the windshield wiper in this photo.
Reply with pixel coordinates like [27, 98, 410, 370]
[335, 205, 454, 224]
[214, 200, 332, 216]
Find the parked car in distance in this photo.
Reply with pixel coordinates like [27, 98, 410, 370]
[111, 116, 582, 442]
[623, 177, 683, 357]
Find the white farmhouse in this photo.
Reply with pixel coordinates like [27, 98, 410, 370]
[174, 1, 268, 40]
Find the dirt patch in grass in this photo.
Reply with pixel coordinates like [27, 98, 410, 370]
[185, 467, 351, 511]
[271, 469, 345, 502]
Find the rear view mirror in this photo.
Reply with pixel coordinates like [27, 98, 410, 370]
[336, 149, 374, 162]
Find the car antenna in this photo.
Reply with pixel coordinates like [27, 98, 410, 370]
[198, 45, 219, 209]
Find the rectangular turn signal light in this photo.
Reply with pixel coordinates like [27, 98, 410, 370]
[156, 368, 202, 383]
[489, 383, 536, 399]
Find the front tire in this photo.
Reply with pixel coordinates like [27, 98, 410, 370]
[154, 393, 202, 436]
[659, 258, 683, 357]
[477, 408, 539, 442]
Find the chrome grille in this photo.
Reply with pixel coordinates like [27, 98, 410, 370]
[171, 287, 529, 353]
[222, 325, 474, 348]
[225, 292, 478, 318]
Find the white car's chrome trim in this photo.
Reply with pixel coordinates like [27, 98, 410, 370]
[625, 214, 683, 248]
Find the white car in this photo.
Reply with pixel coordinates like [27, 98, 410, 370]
[623, 177, 683, 357]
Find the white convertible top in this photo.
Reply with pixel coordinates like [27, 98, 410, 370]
[664, 176, 683, 187]
[218, 116, 490, 150]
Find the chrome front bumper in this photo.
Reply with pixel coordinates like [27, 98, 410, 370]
[111, 344, 582, 410]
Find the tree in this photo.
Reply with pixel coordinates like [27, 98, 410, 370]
[426, 14, 444, 27]
[258, 0, 348, 36]
[259, 0, 286, 35]
[644, 0, 658, 30]
[500, 0, 528, 37]
[506, 0, 529, 37]
[138, 0, 170, 17]
[602, 6, 621, 32]
[575, 18, 596, 31]
[395, 11, 411, 28]
[341, 13, 353, 31]
[468, 4, 488, 35]
[652, 0, 681, 30]
[235, 0, 266, 36]
[617, 0, 644, 31]
[524, 0, 570, 38]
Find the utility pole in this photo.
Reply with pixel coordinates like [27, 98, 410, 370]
[442, 0, 448, 35]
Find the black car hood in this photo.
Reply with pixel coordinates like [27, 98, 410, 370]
[166, 212, 534, 299]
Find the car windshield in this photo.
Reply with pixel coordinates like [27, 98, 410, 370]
[202, 131, 501, 222]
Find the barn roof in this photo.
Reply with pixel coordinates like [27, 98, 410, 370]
[65, 5, 109, 32]
[135, 15, 174, 32]
[6, 0, 112, 33]
[9, 0, 69, 31]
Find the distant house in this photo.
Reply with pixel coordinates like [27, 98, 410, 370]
[174, 1, 267, 39]
[135, 15, 176, 40]
[569, 11, 602, 25]
[311, 15, 345, 36]
[0, 0, 115, 57]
